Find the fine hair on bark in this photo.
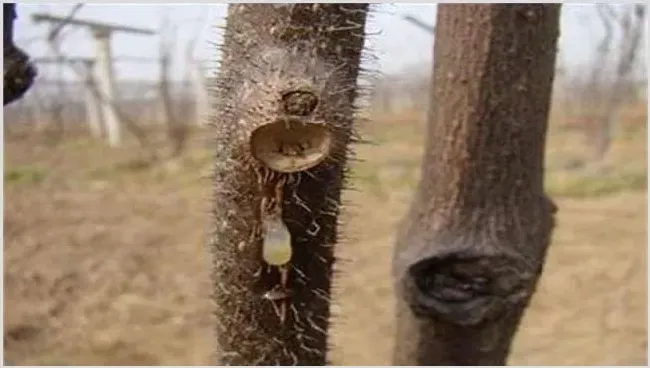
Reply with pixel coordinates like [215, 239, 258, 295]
[208, 4, 372, 365]
[392, 4, 561, 365]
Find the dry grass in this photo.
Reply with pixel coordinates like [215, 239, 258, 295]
[4, 105, 647, 365]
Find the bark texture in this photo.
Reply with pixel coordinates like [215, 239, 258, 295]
[392, 4, 561, 365]
[209, 4, 368, 365]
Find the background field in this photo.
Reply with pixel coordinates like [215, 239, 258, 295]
[4, 103, 647, 365]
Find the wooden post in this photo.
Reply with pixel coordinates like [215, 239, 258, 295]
[31, 13, 156, 146]
[81, 60, 103, 138]
[92, 28, 120, 146]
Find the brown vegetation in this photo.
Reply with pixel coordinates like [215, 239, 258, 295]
[3, 97, 647, 364]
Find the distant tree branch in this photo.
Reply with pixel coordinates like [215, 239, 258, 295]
[46, 3, 84, 42]
[158, 13, 187, 158]
[583, 4, 646, 162]
[402, 14, 435, 34]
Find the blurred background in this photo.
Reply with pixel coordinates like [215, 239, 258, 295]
[3, 3, 647, 365]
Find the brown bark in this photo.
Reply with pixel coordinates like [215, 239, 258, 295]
[392, 4, 561, 365]
[209, 4, 368, 365]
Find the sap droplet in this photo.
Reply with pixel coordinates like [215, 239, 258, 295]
[262, 216, 292, 266]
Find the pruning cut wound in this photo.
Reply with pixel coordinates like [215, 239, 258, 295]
[250, 117, 332, 173]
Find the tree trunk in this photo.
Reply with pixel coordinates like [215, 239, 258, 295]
[392, 4, 560, 365]
[209, 4, 368, 365]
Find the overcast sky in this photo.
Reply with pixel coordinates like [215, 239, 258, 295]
[13, 3, 642, 82]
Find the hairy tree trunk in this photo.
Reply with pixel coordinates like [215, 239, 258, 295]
[4, 3, 37, 106]
[392, 4, 560, 365]
[209, 4, 368, 365]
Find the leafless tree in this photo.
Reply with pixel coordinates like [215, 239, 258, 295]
[43, 36, 68, 144]
[158, 15, 187, 158]
[583, 4, 646, 162]
[392, 4, 560, 365]
[183, 14, 209, 127]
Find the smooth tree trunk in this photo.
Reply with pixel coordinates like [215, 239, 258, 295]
[392, 4, 561, 365]
[209, 4, 368, 365]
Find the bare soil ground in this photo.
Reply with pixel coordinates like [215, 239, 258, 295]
[4, 107, 647, 365]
